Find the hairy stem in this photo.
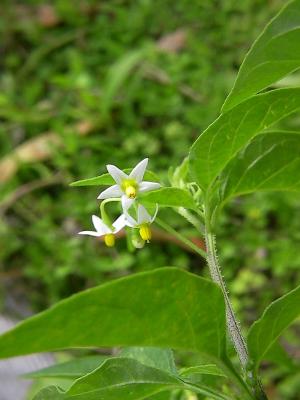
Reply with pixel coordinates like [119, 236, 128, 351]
[157, 214, 268, 398]
[204, 211, 268, 399]
[205, 228, 249, 368]
[156, 217, 258, 398]
[157, 215, 248, 366]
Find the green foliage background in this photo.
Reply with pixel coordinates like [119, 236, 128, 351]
[0, 1, 299, 397]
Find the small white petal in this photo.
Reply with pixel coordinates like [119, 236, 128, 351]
[137, 204, 152, 224]
[107, 164, 128, 184]
[138, 181, 161, 193]
[78, 231, 102, 237]
[92, 215, 110, 234]
[129, 158, 148, 182]
[97, 184, 122, 199]
[112, 214, 127, 233]
[124, 212, 138, 228]
[122, 195, 134, 211]
[151, 204, 159, 223]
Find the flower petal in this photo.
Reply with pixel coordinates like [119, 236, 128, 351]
[138, 181, 161, 193]
[129, 158, 148, 182]
[78, 230, 101, 237]
[97, 184, 122, 199]
[107, 164, 128, 184]
[92, 215, 110, 234]
[124, 212, 138, 228]
[137, 204, 152, 224]
[112, 214, 127, 233]
[121, 195, 134, 211]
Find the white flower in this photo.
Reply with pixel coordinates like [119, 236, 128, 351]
[78, 214, 126, 247]
[97, 158, 160, 210]
[125, 204, 158, 242]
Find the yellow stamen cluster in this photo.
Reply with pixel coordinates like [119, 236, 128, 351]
[139, 223, 152, 242]
[125, 185, 136, 199]
[121, 179, 138, 199]
[104, 233, 115, 247]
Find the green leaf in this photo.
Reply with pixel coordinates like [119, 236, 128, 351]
[27, 348, 176, 381]
[180, 364, 227, 378]
[189, 88, 300, 191]
[33, 358, 179, 400]
[169, 157, 189, 187]
[70, 169, 159, 187]
[222, 0, 300, 111]
[25, 355, 107, 380]
[139, 187, 197, 210]
[33, 358, 230, 400]
[219, 131, 300, 205]
[247, 285, 300, 371]
[145, 393, 173, 400]
[0, 268, 226, 359]
[34, 386, 63, 400]
[265, 341, 297, 370]
[120, 347, 177, 375]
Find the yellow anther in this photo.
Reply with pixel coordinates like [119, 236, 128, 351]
[139, 223, 152, 242]
[125, 185, 137, 199]
[104, 233, 115, 247]
[121, 179, 138, 199]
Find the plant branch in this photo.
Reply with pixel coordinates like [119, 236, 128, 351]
[220, 355, 253, 400]
[205, 228, 249, 368]
[155, 217, 206, 259]
[204, 208, 268, 399]
[176, 207, 205, 233]
[156, 217, 256, 399]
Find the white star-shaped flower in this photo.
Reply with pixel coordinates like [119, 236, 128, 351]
[97, 158, 160, 210]
[78, 214, 126, 247]
[125, 204, 158, 242]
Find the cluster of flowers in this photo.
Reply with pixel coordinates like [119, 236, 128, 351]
[78, 158, 160, 247]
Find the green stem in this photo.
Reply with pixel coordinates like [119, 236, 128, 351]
[157, 218, 255, 399]
[221, 355, 253, 399]
[155, 217, 206, 259]
[204, 210, 268, 399]
[183, 381, 233, 400]
[99, 198, 121, 209]
[157, 216, 267, 398]
[252, 371, 268, 400]
[99, 198, 121, 228]
[205, 228, 249, 368]
[176, 207, 205, 233]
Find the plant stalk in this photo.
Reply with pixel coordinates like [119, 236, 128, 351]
[155, 217, 206, 259]
[205, 228, 249, 368]
[204, 212, 268, 399]
[156, 213, 267, 398]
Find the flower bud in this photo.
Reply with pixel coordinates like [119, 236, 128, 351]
[132, 236, 145, 249]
